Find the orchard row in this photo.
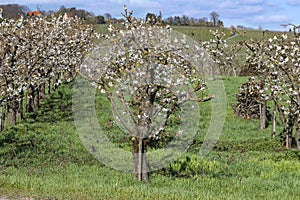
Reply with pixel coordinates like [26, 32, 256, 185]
[0, 14, 96, 129]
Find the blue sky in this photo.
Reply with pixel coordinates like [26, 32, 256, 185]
[1, 0, 300, 31]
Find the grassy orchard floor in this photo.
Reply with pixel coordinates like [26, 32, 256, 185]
[0, 76, 299, 199]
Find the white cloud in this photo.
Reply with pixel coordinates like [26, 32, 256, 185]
[219, 1, 237, 9]
[251, 15, 290, 23]
[286, 0, 300, 6]
[238, 0, 265, 5]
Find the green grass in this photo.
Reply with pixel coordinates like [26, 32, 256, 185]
[95, 24, 287, 43]
[0, 76, 299, 199]
[171, 26, 284, 42]
[172, 26, 231, 41]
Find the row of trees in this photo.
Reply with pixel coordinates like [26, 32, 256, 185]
[147, 11, 224, 27]
[50, 6, 112, 24]
[0, 4, 30, 19]
[244, 34, 300, 149]
[0, 4, 224, 27]
[0, 4, 113, 24]
[0, 12, 95, 130]
[0, 5, 209, 183]
[204, 27, 300, 149]
[2, 4, 298, 184]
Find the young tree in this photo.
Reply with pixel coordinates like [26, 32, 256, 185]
[242, 34, 300, 149]
[75, 7, 212, 182]
[243, 39, 270, 129]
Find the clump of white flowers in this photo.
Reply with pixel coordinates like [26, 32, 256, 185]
[202, 29, 242, 77]
[243, 32, 300, 148]
[77, 6, 214, 182]
[0, 13, 95, 128]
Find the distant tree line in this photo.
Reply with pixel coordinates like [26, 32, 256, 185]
[0, 4, 116, 25]
[147, 11, 224, 27]
[0, 4, 30, 19]
[0, 4, 224, 27]
[51, 6, 106, 24]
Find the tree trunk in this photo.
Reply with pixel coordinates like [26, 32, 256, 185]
[53, 77, 60, 91]
[7, 101, 17, 126]
[40, 83, 46, 100]
[272, 101, 276, 137]
[33, 87, 40, 110]
[26, 86, 34, 113]
[230, 63, 237, 77]
[17, 90, 24, 121]
[259, 72, 267, 129]
[132, 136, 149, 183]
[259, 70, 267, 129]
[296, 118, 300, 150]
[48, 79, 51, 95]
[282, 114, 294, 149]
[259, 101, 267, 129]
[0, 104, 5, 131]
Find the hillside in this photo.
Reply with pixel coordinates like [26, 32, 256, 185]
[0, 77, 299, 199]
[0, 23, 299, 199]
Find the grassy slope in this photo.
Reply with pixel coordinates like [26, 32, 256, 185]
[0, 26, 299, 199]
[0, 77, 299, 200]
[96, 24, 282, 42]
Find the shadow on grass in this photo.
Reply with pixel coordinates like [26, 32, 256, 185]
[0, 82, 100, 168]
[25, 83, 74, 123]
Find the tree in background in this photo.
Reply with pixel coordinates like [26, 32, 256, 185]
[202, 30, 242, 77]
[174, 16, 181, 25]
[281, 24, 300, 36]
[57, 6, 93, 20]
[0, 4, 29, 19]
[157, 11, 163, 23]
[146, 12, 156, 24]
[217, 20, 224, 28]
[181, 15, 190, 26]
[95, 15, 105, 24]
[236, 34, 300, 149]
[104, 13, 112, 20]
[210, 11, 220, 26]
[163, 13, 222, 27]
[165, 16, 174, 25]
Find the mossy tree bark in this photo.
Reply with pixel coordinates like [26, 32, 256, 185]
[16, 90, 24, 121]
[7, 100, 17, 126]
[259, 72, 267, 129]
[33, 86, 40, 110]
[39, 83, 46, 100]
[132, 136, 149, 183]
[271, 102, 276, 137]
[282, 113, 294, 149]
[0, 105, 5, 131]
[296, 118, 300, 149]
[26, 85, 34, 113]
